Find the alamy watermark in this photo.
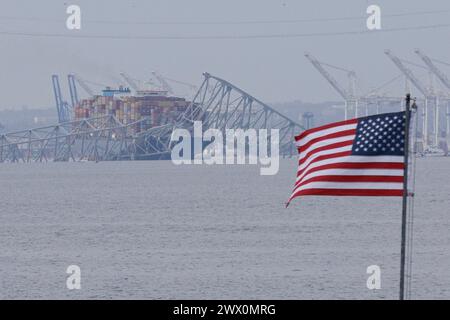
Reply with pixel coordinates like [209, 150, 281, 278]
[170, 121, 280, 175]
[366, 265, 381, 290]
[366, 5, 381, 30]
[66, 265, 81, 290]
[66, 5, 81, 30]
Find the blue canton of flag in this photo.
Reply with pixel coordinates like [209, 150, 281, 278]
[352, 111, 406, 156]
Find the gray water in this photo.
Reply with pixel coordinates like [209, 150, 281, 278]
[0, 158, 449, 299]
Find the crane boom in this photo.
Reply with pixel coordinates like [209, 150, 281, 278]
[119, 72, 140, 91]
[51, 75, 70, 122]
[162, 76, 197, 90]
[304, 52, 350, 99]
[384, 50, 430, 97]
[415, 49, 450, 91]
[71, 74, 95, 97]
[152, 71, 174, 95]
[51, 75, 63, 121]
[67, 74, 79, 107]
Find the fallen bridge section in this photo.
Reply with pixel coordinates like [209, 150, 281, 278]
[0, 73, 304, 163]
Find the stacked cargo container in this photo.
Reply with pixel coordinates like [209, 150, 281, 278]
[74, 94, 190, 134]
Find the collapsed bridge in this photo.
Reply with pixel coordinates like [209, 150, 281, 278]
[0, 73, 304, 163]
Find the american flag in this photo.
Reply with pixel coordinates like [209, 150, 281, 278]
[287, 111, 407, 206]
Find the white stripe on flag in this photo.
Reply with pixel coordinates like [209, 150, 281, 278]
[298, 145, 353, 171]
[296, 123, 357, 147]
[292, 181, 404, 193]
[298, 135, 355, 161]
[300, 168, 404, 183]
[297, 155, 404, 182]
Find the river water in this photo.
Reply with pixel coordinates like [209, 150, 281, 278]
[0, 158, 449, 299]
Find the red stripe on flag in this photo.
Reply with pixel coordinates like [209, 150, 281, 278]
[294, 175, 404, 189]
[297, 161, 404, 177]
[297, 151, 353, 176]
[295, 118, 358, 141]
[290, 188, 404, 198]
[298, 129, 356, 152]
[298, 140, 354, 166]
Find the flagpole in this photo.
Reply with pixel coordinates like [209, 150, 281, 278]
[399, 93, 411, 300]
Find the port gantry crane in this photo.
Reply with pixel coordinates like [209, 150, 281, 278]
[67, 74, 79, 108]
[151, 71, 175, 96]
[156, 74, 198, 96]
[305, 52, 404, 119]
[360, 73, 406, 116]
[119, 72, 140, 92]
[384, 49, 440, 150]
[161, 76, 197, 91]
[304, 52, 358, 120]
[71, 74, 96, 97]
[415, 49, 450, 141]
[150, 71, 199, 98]
[51, 75, 71, 123]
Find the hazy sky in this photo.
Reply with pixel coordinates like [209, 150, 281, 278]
[1, 0, 450, 109]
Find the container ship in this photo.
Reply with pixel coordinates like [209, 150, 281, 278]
[74, 86, 190, 135]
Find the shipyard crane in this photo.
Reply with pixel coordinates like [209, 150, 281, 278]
[415, 49, 450, 143]
[384, 50, 431, 96]
[159, 74, 198, 98]
[304, 52, 358, 119]
[160, 75, 197, 91]
[362, 73, 406, 112]
[151, 71, 174, 95]
[71, 74, 95, 97]
[51, 75, 71, 123]
[119, 72, 140, 92]
[67, 74, 79, 107]
[385, 49, 439, 149]
[415, 49, 450, 91]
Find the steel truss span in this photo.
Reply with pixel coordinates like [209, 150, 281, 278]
[175, 73, 304, 155]
[1, 116, 144, 162]
[0, 73, 303, 163]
